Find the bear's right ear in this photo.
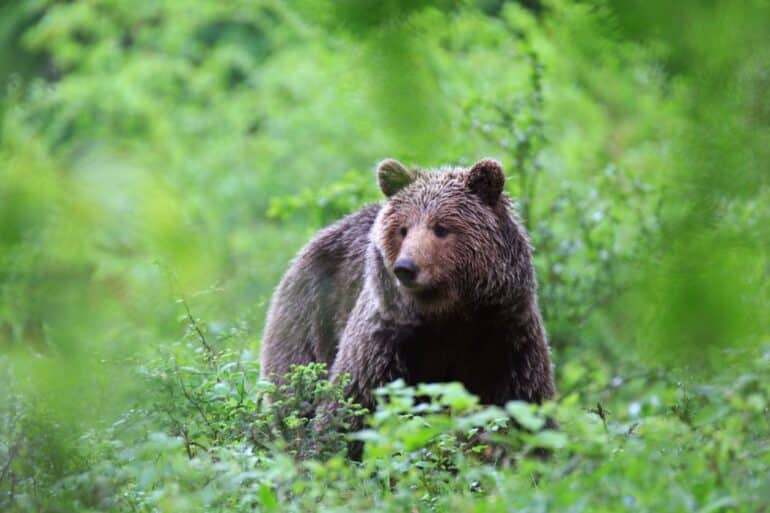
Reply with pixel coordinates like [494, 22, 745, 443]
[467, 158, 505, 205]
[377, 159, 418, 197]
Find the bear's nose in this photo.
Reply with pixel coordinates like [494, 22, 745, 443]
[393, 258, 419, 286]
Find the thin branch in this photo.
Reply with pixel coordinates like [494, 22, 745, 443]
[175, 365, 218, 439]
[179, 297, 216, 359]
[0, 409, 21, 490]
[0, 441, 19, 487]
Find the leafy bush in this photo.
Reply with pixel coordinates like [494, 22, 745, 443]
[4, 338, 769, 512]
[139, 303, 365, 463]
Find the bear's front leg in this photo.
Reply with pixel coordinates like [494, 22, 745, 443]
[329, 319, 409, 425]
[505, 305, 556, 405]
[311, 307, 409, 458]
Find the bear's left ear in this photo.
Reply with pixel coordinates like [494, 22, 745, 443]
[467, 158, 505, 205]
[377, 159, 418, 197]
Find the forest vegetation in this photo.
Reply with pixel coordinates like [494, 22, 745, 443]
[1, 1, 769, 511]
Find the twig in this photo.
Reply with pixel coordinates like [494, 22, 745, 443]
[0, 442, 19, 486]
[0, 408, 21, 491]
[179, 297, 216, 359]
[175, 366, 218, 440]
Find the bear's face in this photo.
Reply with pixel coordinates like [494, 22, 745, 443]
[373, 158, 507, 315]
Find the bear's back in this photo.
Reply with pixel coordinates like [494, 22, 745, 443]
[261, 204, 381, 378]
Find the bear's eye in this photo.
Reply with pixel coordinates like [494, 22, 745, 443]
[433, 224, 449, 238]
[399, 227, 408, 237]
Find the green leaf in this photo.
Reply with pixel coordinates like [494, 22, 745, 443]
[506, 401, 546, 431]
[258, 483, 279, 512]
[527, 430, 567, 450]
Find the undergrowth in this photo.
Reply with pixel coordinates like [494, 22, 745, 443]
[1, 310, 768, 512]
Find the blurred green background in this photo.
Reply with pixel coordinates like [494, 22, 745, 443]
[1, 0, 768, 511]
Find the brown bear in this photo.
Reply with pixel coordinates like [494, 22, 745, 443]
[261, 158, 555, 421]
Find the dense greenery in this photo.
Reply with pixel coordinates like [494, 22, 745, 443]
[1, 0, 768, 511]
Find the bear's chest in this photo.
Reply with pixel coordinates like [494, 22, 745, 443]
[397, 316, 512, 404]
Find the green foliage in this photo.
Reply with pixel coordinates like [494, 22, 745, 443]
[3, 346, 770, 511]
[135, 301, 364, 463]
[248, 363, 366, 459]
[1, 0, 769, 512]
[267, 170, 379, 227]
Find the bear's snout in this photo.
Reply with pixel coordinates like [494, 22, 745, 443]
[393, 258, 419, 287]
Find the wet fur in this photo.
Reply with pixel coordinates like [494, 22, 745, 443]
[261, 161, 555, 427]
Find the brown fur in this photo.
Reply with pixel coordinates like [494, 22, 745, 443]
[261, 158, 555, 424]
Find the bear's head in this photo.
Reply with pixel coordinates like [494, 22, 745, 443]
[373, 158, 525, 316]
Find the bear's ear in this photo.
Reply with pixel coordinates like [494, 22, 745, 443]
[377, 159, 418, 197]
[467, 158, 505, 205]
